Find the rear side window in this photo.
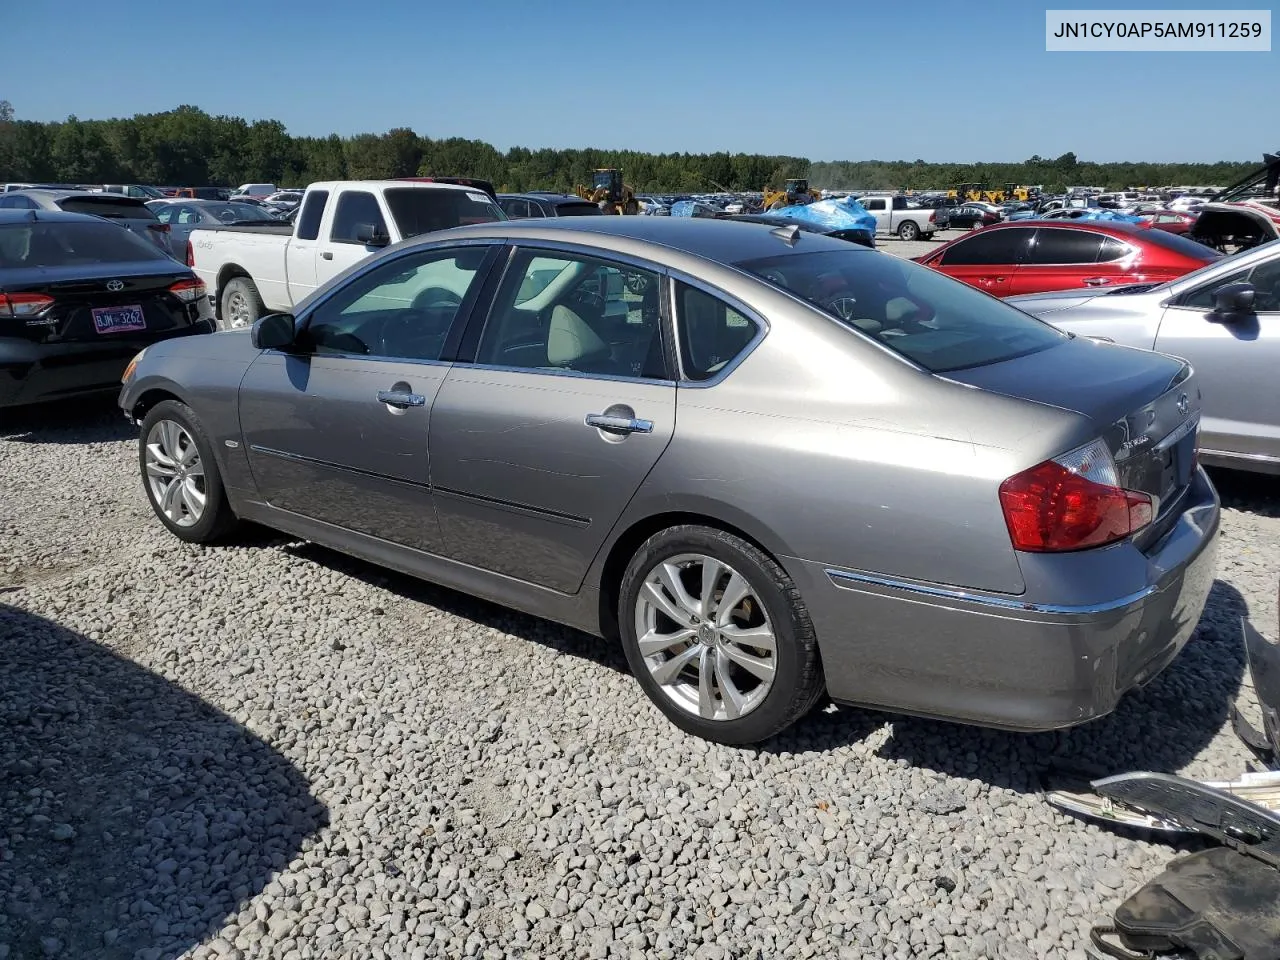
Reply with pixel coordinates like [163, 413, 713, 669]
[1142, 228, 1222, 261]
[56, 196, 156, 220]
[1026, 229, 1105, 265]
[675, 283, 760, 381]
[0, 221, 168, 267]
[553, 202, 603, 217]
[296, 190, 328, 240]
[383, 188, 504, 237]
[937, 228, 1032, 266]
[1097, 237, 1132, 262]
[330, 191, 385, 244]
[499, 198, 531, 219]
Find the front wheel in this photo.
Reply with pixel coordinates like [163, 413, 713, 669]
[618, 525, 825, 745]
[897, 221, 919, 241]
[139, 400, 238, 543]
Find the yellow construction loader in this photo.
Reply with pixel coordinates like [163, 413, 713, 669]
[763, 178, 820, 211]
[574, 169, 640, 215]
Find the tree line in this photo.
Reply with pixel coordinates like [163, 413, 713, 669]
[0, 103, 1259, 194]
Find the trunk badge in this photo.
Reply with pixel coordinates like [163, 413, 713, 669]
[106, 280, 124, 292]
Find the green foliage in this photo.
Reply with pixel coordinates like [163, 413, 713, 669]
[0, 103, 1258, 192]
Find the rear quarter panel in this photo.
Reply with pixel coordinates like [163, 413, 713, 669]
[190, 228, 294, 313]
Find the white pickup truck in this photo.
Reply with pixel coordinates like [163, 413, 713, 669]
[854, 195, 941, 242]
[189, 180, 505, 328]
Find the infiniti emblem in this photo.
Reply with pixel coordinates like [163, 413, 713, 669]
[1177, 393, 1190, 417]
[106, 280, 124, 292]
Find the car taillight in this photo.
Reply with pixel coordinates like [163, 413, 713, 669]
[185, 240, 194, 267]
[0, 292, 55, 318]
[999, 438, 1152, 552]
[149, 222, 171, 233]
[169, 278, 207, 303]
[929, 211, 937, 223]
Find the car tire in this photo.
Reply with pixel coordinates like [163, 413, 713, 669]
[139, 399, 238, 544]
[618, 525, 825, 745]
[219, 277, 264, 331]
[971, 220, 984, 230]
[897, 221, 919, 241]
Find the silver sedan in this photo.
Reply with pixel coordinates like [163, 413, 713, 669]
[1011, 239, 1280, 475]
[145, 199, 284, 252]
[120, 218, 1219, 744]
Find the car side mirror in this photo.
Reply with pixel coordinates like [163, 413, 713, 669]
[355, 223, 390, 247]
[1208, 281, 1256, 323]
[251, 313, 296, 350]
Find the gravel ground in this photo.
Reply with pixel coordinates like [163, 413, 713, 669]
[2, 365, 1277, 958]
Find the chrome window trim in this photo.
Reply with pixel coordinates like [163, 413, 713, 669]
[825, 567, 1157, 617]
[265, 350, 455, 369]
[666, 268, 771, 388]
[447, 362, 676, 388]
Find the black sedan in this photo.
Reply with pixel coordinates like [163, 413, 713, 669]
[0, 210, 214, 408]
[947, 203, 1003, 229]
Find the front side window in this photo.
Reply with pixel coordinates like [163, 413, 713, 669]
[675, 284, 760, 381]
[739, 248, 1066, 373]
[861, 198, 886, 212]
[936, 228, 1032, 266]
[329, 191, 385, 244]
[303, 247, 490, 360]
[475, 249, 665, 379]
[1182, 257, 1280, 312]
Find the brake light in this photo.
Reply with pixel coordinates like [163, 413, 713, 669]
[168, 278, 207, 303]
[999, 438, 1152, 552]
[185, 241, 194, 267]
[929, 211, 937, 223]
[0, 292, 55, 318]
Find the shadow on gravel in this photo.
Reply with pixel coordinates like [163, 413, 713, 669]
[863, 578, 1249, 793]
[0, 395, 132, 445]
[1209, 466, 1280, 517]
[0, 604, 327, 960]
[280, 541, 631, 675]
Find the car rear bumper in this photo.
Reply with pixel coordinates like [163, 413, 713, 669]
[787, 467, 1220, 731]
[0, 321, 213, 408]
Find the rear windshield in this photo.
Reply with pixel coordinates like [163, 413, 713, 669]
[1139, 228, 1222, 260]
[56, 196, 156, 220]
[553, 202, 604, 217]
[0, 221, 169, 268]
[383, 188, 505, 237]
[738, 248, 1067, 373]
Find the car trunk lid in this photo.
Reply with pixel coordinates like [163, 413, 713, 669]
[945, 336, 1201, 530]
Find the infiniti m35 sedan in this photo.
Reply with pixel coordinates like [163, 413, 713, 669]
[120, 217, 1219, 744]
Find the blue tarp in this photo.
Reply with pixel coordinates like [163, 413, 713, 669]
[768, 197, 877, 235]
[670, 200, 720, 218]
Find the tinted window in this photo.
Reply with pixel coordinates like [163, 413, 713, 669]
[1026, 229, 1106, 265]
[295, 191, 328, 240]
[55, 196, 156, 220]
[861, 198, 886, 211]
[329, 191, 385, 244]
[385, 188, 503, 237]
[476, 250, 665, 379]
[0, 221, 169, 268]
[936, 228, 1031, 266]
[676, 284, 760, 381]
[739, 248, 1066, 373]
[552, 201, 602, 217]
[1142, 229, 1222, 261]
[500, 198, 530, 219]
[305, 247, 490, 360]
[1097, 237, 1131, 263]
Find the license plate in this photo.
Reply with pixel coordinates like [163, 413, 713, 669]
[92, 305, 145, 334]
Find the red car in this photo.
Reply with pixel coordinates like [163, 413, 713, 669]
[1137, 211, 1198, 235]
[914, 221, 1220, 297]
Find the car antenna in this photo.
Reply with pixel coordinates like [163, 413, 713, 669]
[770, 223, 801, 245]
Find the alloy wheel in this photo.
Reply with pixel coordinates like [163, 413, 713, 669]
[634, 553, 777, 721]
[145, 419, 206, 527]
[226, 292, 251, 329]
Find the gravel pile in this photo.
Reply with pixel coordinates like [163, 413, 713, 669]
[1, 399, 1275, 960]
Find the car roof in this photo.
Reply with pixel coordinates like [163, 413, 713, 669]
[0, 208, 105, 224]
[435, 215, 861, 263]
[502, 192, 593, 203]
[981, 219, 1150, 238]
[8, 189, 146, 202]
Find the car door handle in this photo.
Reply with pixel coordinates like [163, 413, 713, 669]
[377, 390, 426, 409]
[1083, 277, 1112, 286]
[321, 251, 333, 260]
[585, 413, 653, 434]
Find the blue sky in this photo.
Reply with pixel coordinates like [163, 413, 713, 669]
[6, 0, 1274, 163]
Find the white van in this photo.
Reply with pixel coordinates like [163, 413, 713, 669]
[234, 183, 277, 198]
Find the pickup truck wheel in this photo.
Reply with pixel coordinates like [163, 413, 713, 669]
[897, 221, 920, 241]
[220, 278, 264, 331]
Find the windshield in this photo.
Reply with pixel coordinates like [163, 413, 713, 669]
[0, 221, 169, 267]
[738, 249, 1068, 373]
[212, 202, 280, 223]
[383, 188, 504, 236]
[56, 196, 156, 220]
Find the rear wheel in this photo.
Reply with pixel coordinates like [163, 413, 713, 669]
[897, 221, 919, 241]
[220, 277, 264, 330]
[139, 400, 238, 543]
[618, 525, 825, 745]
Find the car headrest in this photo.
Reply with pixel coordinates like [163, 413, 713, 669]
[547, 305, 609, 367]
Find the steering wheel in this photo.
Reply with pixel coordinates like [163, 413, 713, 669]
[376, 309, 436, 357]
[569, 287, 606, 320]
[412, 287, 463, 311]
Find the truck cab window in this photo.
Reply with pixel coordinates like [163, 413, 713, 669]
[330, 191, 385, 245]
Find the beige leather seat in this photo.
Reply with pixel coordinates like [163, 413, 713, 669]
[547, 305, 614, 371]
